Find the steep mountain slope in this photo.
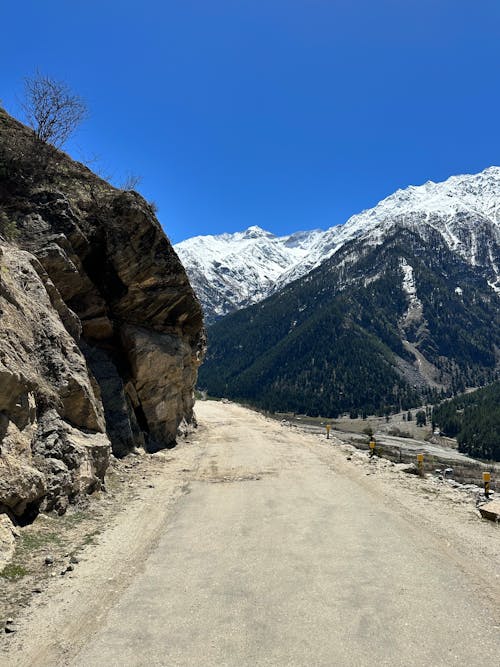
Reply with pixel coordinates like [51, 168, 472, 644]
[199, 193, 500, 417]
[177, 167, 500, 322]
[0, 107, 205, 521]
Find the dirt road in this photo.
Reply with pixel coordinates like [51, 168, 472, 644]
[4, 401, 500, 666]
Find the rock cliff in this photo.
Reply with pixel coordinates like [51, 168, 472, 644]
[0, 108, 205, 524]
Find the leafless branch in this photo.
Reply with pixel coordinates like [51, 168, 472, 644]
[21, 71, 88, 148]
[120, 172, 142, 191]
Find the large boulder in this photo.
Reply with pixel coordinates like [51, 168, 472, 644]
[33, 411, 109, 514]
[0, 454, 46, 517]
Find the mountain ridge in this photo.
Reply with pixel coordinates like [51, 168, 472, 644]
[175, 166, 500, 322]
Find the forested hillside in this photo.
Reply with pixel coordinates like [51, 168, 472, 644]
[199, 227, 499, 417]
[432, 382, 500, 460]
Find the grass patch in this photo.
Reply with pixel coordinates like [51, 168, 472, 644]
[60, 511, 88, 526]
[18, 531, 63, 552]
[81, 529, 100, 546]
[1, 563, 28, 580]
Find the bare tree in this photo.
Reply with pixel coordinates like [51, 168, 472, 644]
[120, 172, 142, 191]
[21, 71, 87, 148]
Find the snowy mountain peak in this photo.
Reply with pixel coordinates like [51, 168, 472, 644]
[242, 225, 275, 239]
[175, 225, 323, 322]
[175, 167, 500, 321]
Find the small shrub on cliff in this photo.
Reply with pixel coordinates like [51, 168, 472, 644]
[120, 172, 142, 191]
[0, 211, 19, 240]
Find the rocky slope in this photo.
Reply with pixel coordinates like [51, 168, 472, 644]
[176, 167, 500, 322]
[0, 108, 205, 526]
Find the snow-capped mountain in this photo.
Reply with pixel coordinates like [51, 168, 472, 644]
[199, 177, 500, 418]
[175, 167, 500, 322]
[174, 225, 324, 322]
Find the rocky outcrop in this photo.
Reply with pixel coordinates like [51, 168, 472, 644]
[0, 244, 107, 519]
[0, 108, 205, 520]
[0, 514, 19, 573]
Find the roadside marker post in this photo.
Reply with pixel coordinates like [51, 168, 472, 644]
[326, 424, 331, 440]
[483, 472, 491, 498]
[369, 439, 376, 458]
[417, 452, 424, 476]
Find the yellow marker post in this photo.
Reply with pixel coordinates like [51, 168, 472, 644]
[417, 452, 424, 476]
[369, 439, 376, 458]
[326, 424, 331, 440]
[483, 471, 491, 498]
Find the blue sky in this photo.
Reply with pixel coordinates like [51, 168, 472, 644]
[2, 1, 500, 242]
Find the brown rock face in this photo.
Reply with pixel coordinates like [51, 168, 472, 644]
[121, 325, 199, 450]
[0, 108, 205, 518]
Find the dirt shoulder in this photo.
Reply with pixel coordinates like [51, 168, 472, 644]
[1, 434, 206, 664]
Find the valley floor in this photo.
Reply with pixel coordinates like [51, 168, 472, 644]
[2, 401, 500, 666]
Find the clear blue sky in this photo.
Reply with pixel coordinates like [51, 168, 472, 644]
[2, 1, 500, 242]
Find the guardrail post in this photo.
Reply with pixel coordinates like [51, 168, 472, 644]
[417, 452, 424, 476]
[417, 452, 424, 477]
[483, 471, 491, 498]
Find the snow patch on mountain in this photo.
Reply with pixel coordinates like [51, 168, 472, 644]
[400, 258, 421, 307]
[398, 257, 424, 334]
